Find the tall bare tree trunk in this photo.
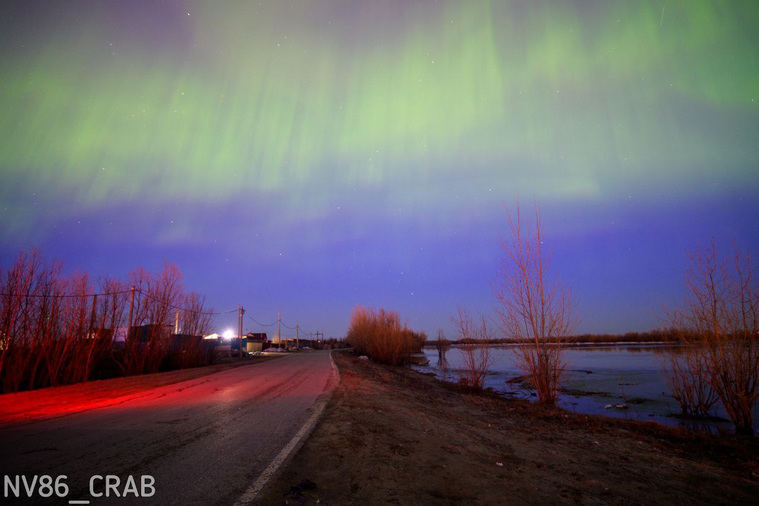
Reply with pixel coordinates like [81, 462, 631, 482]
[494, 202, 577, 404]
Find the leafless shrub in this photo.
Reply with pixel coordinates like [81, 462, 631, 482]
[0, 249, 63, 392]
[435, 329, 450, 367]
[0, 249, 213, 392]
[667, 241, 759, 435]
[659, 345, 719, 417]
[80, 276, 128, 380]
[451, 308, 493, 390]
[120, 262, 184, 375]
[43, 271, 90, 387]
[172, 292, 214, 368]
[346, 306, 426, 365]
[494, 202, 577, 404]
[180, 292, 213, 336]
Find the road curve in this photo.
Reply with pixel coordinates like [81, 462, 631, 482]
[0, 350, 338, 506]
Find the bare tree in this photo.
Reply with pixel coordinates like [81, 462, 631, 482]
[42, 270, 90, 387]
[95, 276, 128, 331]
[659, 344, 719, 417]
[181, 292, 213, 337]
[668, 241, 759, 435]
[0, 250, 215, 391]
[0, 249, 42, 392]
[452, 308, 493, 390]
[494, 202, 577, 404]
[435, 329, 450, 367]
[0, 249, 67, 392]
[22, 255, 64, 390]
[78, 276, 127, 381]
[121, 262, 184, 375]
[173, 292, 215, 368]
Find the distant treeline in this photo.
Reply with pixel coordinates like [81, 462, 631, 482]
[312, 337, 350, 350]
[0, 249, 215, 394]
[433, 328, 691, 346]
[566, 329, 687, 344]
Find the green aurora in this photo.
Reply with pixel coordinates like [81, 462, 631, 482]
[3, 1, 756, 204]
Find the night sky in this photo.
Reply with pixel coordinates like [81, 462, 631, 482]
[1, 0, 757, 339]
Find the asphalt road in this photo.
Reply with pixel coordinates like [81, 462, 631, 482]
[0, 351, 338, 506]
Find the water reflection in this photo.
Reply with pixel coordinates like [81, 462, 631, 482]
[415, 344, 754, 435]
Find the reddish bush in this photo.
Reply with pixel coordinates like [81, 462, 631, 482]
[346, 306, 426, 366]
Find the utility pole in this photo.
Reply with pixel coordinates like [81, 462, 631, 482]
[89, 294, 98, 338]
[277, 309, 281, 347]
[296, 324, 299, 350]
[127, 286, 135, 340]
[174, 310, 179, 335]
[238, 305, 244, 357]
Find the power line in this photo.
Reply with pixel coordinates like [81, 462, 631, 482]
[0, 288, 236, 316]
[131, 288, 235, 316]
[0, 289, 132, 299]
[1, 289, 315, 335]
[247, 315, 277, 327]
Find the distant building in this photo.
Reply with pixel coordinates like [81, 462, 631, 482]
[127, 324, 173, 343]
[246, 332, 268, 352]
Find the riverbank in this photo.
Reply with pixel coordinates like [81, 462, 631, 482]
[258, 351, 758, 505]
[415, 343, 752, 434]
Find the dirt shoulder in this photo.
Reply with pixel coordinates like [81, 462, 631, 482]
[258, 351, 758, 505]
